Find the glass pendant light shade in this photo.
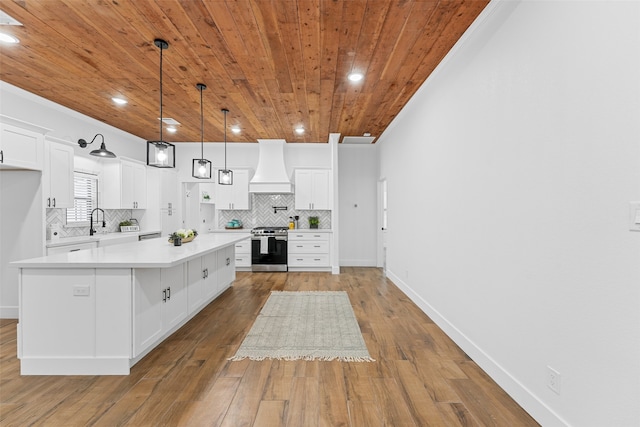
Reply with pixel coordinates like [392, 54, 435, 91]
[218, 108, 233, 185]
[218, 169, 233, 185]
[192, 83, 212, 179]
[147, 38, 176, 168]
[147, 141, 175, 167]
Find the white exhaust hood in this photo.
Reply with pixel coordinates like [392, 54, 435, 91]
[249, 139, 293, 193]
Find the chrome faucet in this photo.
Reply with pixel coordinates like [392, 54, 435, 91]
[90, 208, 105, 236]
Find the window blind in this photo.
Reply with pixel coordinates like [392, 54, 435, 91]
[66, 172, 98, 224]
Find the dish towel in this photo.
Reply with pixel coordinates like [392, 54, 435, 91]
[260, 236, 269, 254]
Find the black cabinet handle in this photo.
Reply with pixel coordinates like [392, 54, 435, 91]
[162, 289, 167, 302]
[69, 249, 81, 252]
[52, 198, 56, 207]
[0, 150, 3, 163]
[47, 198, 51, 208]
[167, 286, 171, 300]
[226, 257, 230, 266]
[203, 269, 206, 279]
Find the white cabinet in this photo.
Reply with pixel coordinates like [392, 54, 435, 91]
[101, 159, 147, 210]
[44, 139, 74, 209]
[216, 169, 250, 210]
[288, 231, 331, 270]
[294, 169, 331, 210]
[0, 121, 45, 170]
[234, 238, 251, 268]
[186, 252, 218, 314]
[133, 265, 187, 357]
[216, 245, 236, 290]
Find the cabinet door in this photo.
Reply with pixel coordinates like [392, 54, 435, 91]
[186, 258, 204, 314]
[46, 142, 74, 208]
[134, 269, 163, 357]
[133, 162, 147, 209]
[216, 245, 235, 292]
[162, 265, 187, 331]
[310, 170, 331, 210]
[294, 170, 313, 210]
[121, 161, 136, 209]
[0, 123, 44, 170]
[216, 169, 250, 210]
[202, 252, 218, 300]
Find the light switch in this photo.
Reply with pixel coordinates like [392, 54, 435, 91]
[629, 202, 640, 231]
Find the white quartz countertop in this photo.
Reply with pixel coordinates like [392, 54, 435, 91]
[46, 230, 162, 248]
[15, 232, 251, 269]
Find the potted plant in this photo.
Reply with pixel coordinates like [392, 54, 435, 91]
[308, 216, 319, 229]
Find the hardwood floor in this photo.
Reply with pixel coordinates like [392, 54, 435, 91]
[0, 268, 539, 426]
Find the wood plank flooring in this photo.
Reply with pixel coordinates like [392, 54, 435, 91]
[0, 268, 539, 426]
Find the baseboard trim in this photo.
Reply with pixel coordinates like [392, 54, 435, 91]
[0, 306, 18, 319]
[386, 269, 569, 427]
[339, 259, 377, 267]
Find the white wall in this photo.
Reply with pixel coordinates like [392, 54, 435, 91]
[338, 144, 378, 266]
[377, 1, 640, 426]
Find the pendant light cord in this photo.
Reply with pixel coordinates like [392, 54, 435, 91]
[159, 45, 163, 142]
[224, 109, 227, 170]
[200, 86, 204, 159]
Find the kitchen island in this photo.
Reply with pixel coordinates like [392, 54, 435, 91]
[12, 232, 251, 375]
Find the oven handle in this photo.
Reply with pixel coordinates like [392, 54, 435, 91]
[251, 235, 288, 241]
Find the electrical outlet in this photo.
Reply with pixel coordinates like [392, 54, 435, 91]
[547, 366, 561, 394]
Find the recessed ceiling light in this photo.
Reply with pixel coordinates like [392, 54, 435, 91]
[0, 32, 19, 44]
[166, 126, 177, 133]
[347, 72, 364, 82]
[295, 127, 305, 135]
[231, 126, 241, 134]
[112, 97, 127, 105]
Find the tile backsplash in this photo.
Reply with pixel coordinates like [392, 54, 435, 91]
[218, 193, 331, 229]
[46, 208, 135, 239]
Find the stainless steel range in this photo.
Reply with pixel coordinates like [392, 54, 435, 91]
[251, 227, 288, 272]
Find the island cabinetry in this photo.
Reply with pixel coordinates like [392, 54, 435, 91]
[288, 231, 331, 270]
[133, 265, 187, 358]
[217, 245, 236, 289]
[19, 268, 132, 375]
[43, 138, 74, 209]
[0, 119, 46, 170]
[101, 158, 147, 209]
[216, 169, 250, 210]
[294, 169, 331, 210]
[186, 252, 217, 314]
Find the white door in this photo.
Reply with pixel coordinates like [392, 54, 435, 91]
[378, 179, 388, 275]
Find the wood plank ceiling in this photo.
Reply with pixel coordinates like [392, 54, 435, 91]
[0, 0, 489, 144]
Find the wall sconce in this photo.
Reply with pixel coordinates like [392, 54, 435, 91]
[77, 134, 116, 158]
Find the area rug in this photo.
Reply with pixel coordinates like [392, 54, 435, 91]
[229, 291, 374, 362]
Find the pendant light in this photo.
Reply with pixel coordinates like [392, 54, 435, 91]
[192, 83, 212, 179]
[147, 38, 175, 168]
[218, 108, 233, 185]
[77, 134, 116, 158]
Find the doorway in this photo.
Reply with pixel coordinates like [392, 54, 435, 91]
[377, 178, 388, 274]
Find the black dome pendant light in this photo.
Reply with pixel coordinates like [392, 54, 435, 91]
[147, 38, 175, 168]
[192, 83, 212, 179]
[218, 108, 233, 185]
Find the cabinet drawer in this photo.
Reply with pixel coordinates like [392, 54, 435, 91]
[288, 232, 330, 241]
[288, 254, 330, 267]
[47, 241, 98, 255]
[288, 241, 329, 254]
[235, 239, 251, 254]
[235, 253, 251, 267]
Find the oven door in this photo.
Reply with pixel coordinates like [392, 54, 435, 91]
[251, 236, 288, 271]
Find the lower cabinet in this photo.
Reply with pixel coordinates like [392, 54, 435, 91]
[133, 265, 187, 357]
[217, 245, 236, 288]
[288, 231, 331, 270]
[234, 238, 251, 268]
[186, 252, 217, 314]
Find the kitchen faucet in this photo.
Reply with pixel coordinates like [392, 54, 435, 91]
[90, 208, 106, 236]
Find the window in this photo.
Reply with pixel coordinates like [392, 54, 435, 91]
[66, 172, 98, 226]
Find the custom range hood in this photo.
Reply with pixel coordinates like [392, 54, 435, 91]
[249, 139, 293, 193]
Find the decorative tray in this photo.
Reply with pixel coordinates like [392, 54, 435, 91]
[225, 226, 244, 230]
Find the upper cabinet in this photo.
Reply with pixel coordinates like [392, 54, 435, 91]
[216, 169, 250, 210]
[44, 138, 74, 209]
[294, 169, 331, 210]
[101, 158, 147, 209]
[0, 117, 49, 171]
